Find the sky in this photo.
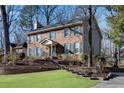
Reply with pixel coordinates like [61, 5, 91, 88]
[0, 5, 110, 48]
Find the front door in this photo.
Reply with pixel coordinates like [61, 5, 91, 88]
[49, 46, 56, 57]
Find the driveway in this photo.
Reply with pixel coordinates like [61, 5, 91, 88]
[93, 72, 124, 88]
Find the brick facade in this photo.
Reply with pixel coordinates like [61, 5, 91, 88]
[27, 20, 102, 60]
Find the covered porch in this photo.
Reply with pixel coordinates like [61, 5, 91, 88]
[40, 38, 58, 58]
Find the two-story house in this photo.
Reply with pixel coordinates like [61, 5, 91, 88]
[27, 18, 102, 60]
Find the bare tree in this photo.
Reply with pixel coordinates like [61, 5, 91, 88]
[0, 5, 10, 62]
[74, 5, 99, 67]
[88, 5, 93, 67]
[0, 30, 3, 48]
[39, 5, 58, 26]
[6, 6, 22, 33]
[13, 30, 27, 44]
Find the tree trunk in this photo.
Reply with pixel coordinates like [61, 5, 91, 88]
[88, 5, 93, 67]
[114, 47, 118, 67]
[118, 46, 120, 65]
[1, 5, 10, 63]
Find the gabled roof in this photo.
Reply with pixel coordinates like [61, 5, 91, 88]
[27, 17, 102, 39]
[27, 21, 83, 36]
[10, 42, 27, 49]
[39, 38, 57, 46]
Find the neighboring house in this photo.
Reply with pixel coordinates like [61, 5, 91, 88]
[10, 42, 27, 56]
[27, 18, 102, 60]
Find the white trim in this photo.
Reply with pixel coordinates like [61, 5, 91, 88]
[40, 38, 57, 46]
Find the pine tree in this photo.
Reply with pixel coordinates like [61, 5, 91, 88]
[107, 6, 124, 46]
[107, 5, 124, 67]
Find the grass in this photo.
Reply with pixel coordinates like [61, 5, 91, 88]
[0, 70, 97, 88]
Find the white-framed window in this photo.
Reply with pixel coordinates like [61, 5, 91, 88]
[30, 35, 37, 43]
[70, 43, 74, 53]
[33, 35, 37, 42]
[74, 42, 80, 54]
[74, 26, 81, 35]
[28, 48, 34, 56]
[36, 34, 42, 42]
[30, 36, 33, 43]
[27, 36, 31, 43]
[63, 28, 70, 37]
[64, 43, 70, 54]
[49, 31, 56, 40]
[36, 48, 42, 56]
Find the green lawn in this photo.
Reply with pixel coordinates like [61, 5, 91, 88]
[0, 70, 97, 88]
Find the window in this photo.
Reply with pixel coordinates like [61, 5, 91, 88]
[36, 34, 42, 42]
[30, 35, 37, 42]
[80, 42, 83, 52]
[70, 28, 74, 36]
[70, 43, 74, 53]
[27, 36, 31, 43]
[28, 48, 43, 57]
[74, 42, 80, 53]
[63, 29, 70, 37]
[33, 35, 37, 42]
[28, 48, 34, 56]
[30, 36, 34, 43]
[74, 26, 81, 35]
[49, 32, 56, 40]
[36, 48, 42, 56]
[64, 44, 70, 54]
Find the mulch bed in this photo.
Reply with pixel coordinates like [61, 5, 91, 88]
[59, 62, 111, 80]
[0, 60, 112, 80]
[0, 61, 60, 75]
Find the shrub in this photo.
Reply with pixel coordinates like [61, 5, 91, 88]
[80, 53, 88, 62]
[2, 54, 23, 64]
[18, 53, 25, 60]
[56, 54, 62, 60]
[22, 56, 37, 61]
[61, 54, 79, 61]
[94, 56, 106, 71]
[1, 54, 14, 64]
[0, 55, 3, 63]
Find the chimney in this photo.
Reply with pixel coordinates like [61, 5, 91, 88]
[33, 22, 37, 30]
[33, 21, 43, 30]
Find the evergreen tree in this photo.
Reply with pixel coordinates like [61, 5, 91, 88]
[107, 5, 124, 67]
[107, 6, 124, 46]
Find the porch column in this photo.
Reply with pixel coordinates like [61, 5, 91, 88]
[51, 43, 52, 58]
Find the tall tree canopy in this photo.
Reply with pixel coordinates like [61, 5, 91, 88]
[19, 5, 61, 31]
[107, 6, 124, 47]
[19, 5, 39, 31]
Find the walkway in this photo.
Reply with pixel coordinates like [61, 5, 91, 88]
[93, 72, 124, 88]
